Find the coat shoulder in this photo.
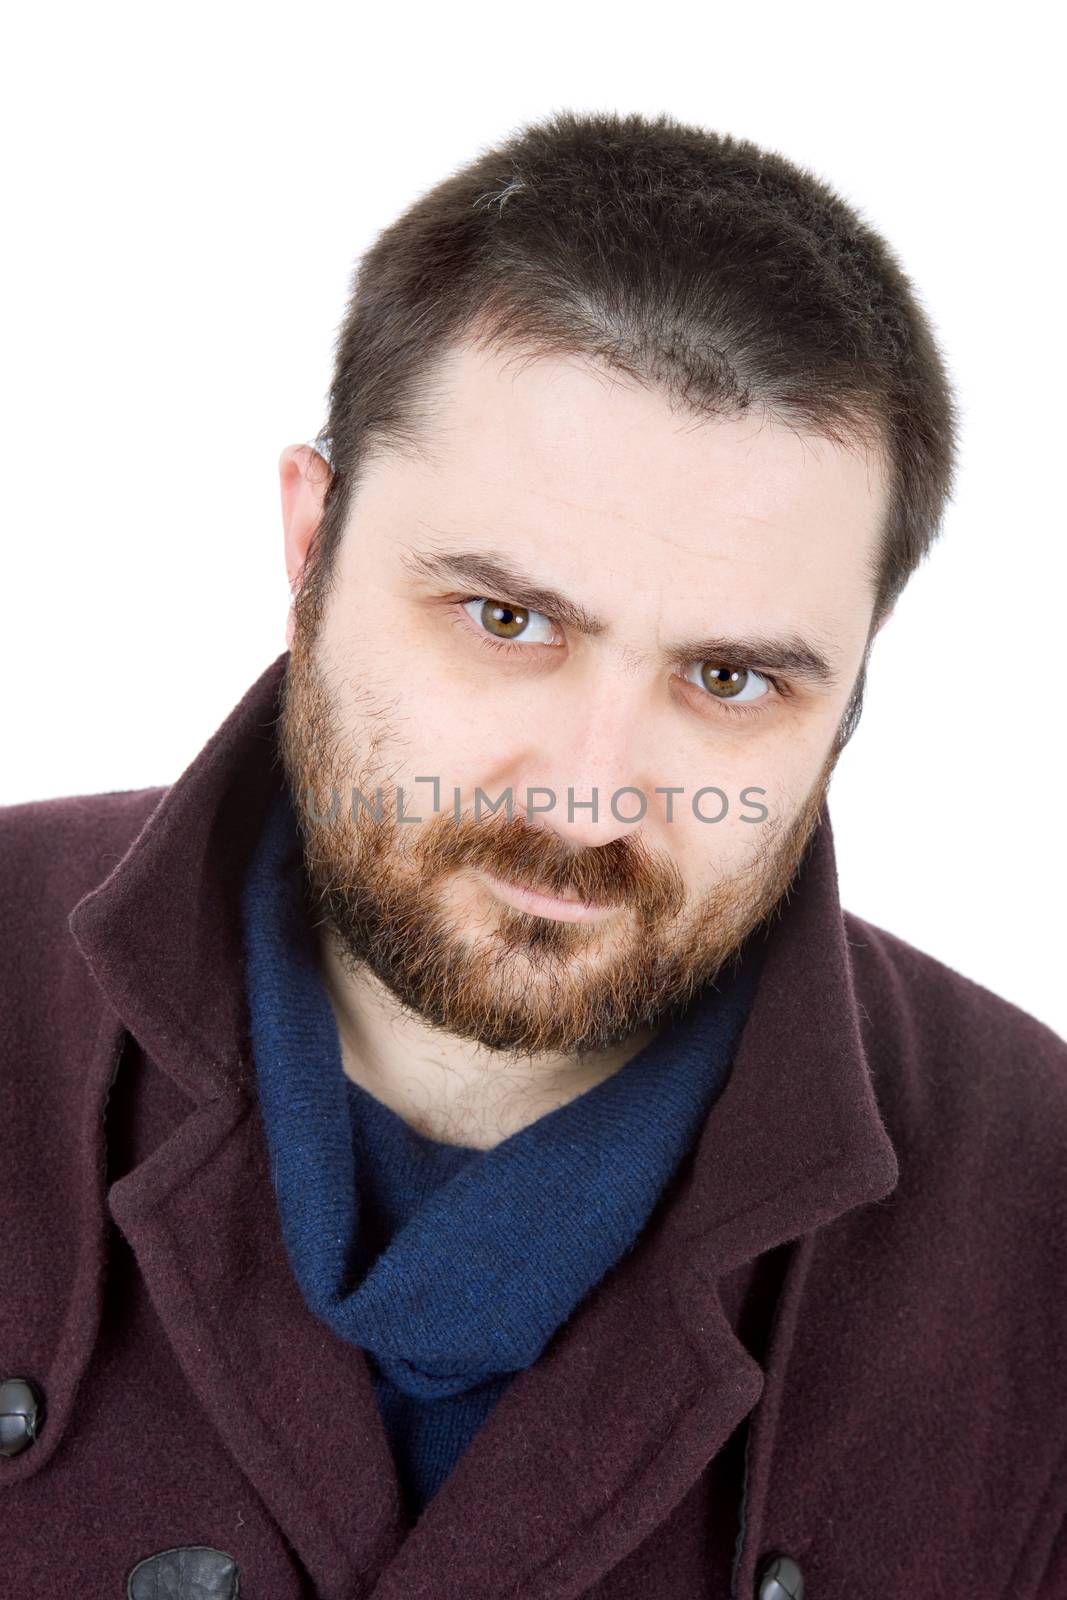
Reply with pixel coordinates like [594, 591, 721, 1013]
[843, 905, 1067, 1056]
[0, 785, 171, 1195]
[0, 786, 169, 1000]
[842, 906, 1067, 1161]
[0, 784, 167, 927]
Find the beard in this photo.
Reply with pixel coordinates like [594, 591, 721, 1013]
[276, 612, 842, 1061]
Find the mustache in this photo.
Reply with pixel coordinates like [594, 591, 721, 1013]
[415, 809, 688, 920]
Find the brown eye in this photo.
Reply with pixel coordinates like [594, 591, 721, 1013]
[480, 599, 529, 638]
[702, 664, 748, 698]
[686, 661, 771, 707]
[462, 597, 557, 645]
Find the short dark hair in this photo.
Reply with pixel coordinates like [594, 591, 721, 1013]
[294, 108, 960, 644]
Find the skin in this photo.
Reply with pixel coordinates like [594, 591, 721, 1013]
[277, 339, 892, 1150]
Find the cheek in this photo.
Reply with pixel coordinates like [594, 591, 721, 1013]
[668, 751, 818, 881]
[725, 717, 837, 810]
[391, 700, 507, 810]
[670, 808, 761, 892]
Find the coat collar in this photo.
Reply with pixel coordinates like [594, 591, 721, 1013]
[57, 649, 899, 1600]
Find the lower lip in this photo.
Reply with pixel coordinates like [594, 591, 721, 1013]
[479, 870, 618, 924]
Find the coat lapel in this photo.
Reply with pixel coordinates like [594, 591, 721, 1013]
[67, 651, 900, 1600]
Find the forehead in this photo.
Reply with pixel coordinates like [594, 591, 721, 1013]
[356, 340, 889, 630]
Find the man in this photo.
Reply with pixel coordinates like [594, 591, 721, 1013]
[1, 109, 1064, 1600]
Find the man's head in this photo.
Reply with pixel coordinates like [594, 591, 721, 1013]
[278, 341, 886, 1057]
[274, 110, 959, 1061]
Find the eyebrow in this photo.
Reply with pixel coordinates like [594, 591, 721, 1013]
[398, 545, 842, 687]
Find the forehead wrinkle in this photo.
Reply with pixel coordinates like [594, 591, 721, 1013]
[501, 479, 659, 543]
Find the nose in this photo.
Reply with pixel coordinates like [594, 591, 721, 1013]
[510, 677, 663, 851]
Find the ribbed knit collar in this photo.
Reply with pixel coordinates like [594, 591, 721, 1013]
[241, 779, 764, 1400]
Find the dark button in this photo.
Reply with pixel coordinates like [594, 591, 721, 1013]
[0, 1377, 43, 1458]
[757, 1552, 805, 1599]
[128, 1546, 240, 1598]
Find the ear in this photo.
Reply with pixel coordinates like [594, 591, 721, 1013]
[279, 444, 332, 648]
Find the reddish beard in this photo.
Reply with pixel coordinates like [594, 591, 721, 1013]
[277, 626, 837, 1057]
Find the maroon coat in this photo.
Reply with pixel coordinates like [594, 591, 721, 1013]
[2, 650, 1066, 1600]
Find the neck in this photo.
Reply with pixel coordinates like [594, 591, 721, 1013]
[316, 926, 658, 1150]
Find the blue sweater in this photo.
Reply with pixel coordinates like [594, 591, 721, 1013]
[241, 781, 764, 1523]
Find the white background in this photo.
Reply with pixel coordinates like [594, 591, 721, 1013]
[3, 2, 1064, 1036]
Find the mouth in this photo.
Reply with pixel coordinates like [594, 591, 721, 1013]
[478, 870, 619, 924]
